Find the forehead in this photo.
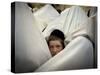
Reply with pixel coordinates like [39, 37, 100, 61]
[49, 40, 62, 46]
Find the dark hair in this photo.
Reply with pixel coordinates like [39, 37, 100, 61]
[47, 29, 65, 49]
[50, 29, 65, 41]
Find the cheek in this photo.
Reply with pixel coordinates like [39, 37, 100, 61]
[56, 46, 63, 52]
[48, 46, 54, 52]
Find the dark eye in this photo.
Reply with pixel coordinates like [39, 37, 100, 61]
[56, 45, 60, 48]
[49, 45, 53, 49]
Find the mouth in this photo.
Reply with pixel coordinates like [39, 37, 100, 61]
[51, 52, 58, 56]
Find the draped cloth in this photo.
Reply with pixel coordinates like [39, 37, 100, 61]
[15, 2, 51, 73]
[33, 4, 60, 32]
[42, 6, 96, 43]
[63, 6, 97, 43]
[35, 36, 93, 71]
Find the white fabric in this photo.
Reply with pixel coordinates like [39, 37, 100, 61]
[83, 14, 97, 43]
[33, 4, 60, 32]
[64, 6, 96, 43]
[71, 13, 97, 43]
[42, 6, 95, 43]
[63, 6, 88, 36]
[42, 6, 90, 41]
[15, 2, 51, 72]
[42, 7, 70, 38]
[35, 36, 93, 72]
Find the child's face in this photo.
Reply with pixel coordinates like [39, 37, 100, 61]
[48, 40, 63, 56]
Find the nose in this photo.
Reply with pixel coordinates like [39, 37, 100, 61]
[53, 47, 58, 53]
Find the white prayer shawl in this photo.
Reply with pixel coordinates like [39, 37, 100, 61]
[42, 6, 88, 38]
[64, 9, 97, 43]
[33, 4, 60, 32]
[35, 36, 93, 72]
[42, 6, 95, 43]
[42, 7, 70, 38]
[15, 2, 51, 72]
[63, 6, 88, 35]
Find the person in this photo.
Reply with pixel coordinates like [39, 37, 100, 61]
[47, 29, 65, 56]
